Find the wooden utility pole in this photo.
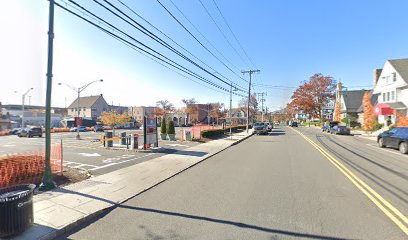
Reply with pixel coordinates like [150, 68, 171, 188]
[241, 70, 260, 133]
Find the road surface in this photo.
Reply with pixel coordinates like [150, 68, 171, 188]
[61, 126, 408, 239]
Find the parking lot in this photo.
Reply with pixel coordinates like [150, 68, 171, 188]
[0, 130, 199, 176]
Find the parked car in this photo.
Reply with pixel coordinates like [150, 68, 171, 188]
[94, 125, 104, 132]
[377, 127, 408, 154]
[330, 125, 350, 135]
[103, 126, 112, 130]
[78, 126, 88, 132]
[10, 128, 21, 135]
[274, 121, 280, 126]
[322, 121, 339, 132]
[290, 122, 298, 127]
[253, 122, 268, 135]
[18, 127, 42, 138]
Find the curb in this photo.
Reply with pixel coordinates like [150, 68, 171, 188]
[47, 132, 253, 240]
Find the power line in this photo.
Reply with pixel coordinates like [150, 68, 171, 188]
[115, 0, 235, 88]
[197, 0, 249, 67]
[54, 1, 245, 98]
[211, 0, 256, 68]
[95, 0, 247, 91]
[161, 0, 248, 84]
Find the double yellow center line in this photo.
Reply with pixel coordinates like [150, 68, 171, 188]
[291, 128, 408, 235]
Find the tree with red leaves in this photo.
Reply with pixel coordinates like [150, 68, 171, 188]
[287, 73, 336, 120]
[362, 91, 375, 131]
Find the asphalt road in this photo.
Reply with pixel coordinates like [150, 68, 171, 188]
[61, 126, 408, 240]
[0, 130, 199, 176]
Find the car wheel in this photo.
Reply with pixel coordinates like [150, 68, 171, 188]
[378, 138, 385, 148]
[399, 142, 408, 154]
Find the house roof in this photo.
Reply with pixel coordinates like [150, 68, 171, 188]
[342, 90, 366, 112]
[387, 102, 407, 110]
[68, 95, 103, 109]
[389, 58, 408, 83]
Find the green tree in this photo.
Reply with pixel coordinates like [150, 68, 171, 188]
[160, 116, 166, 134]
[167, 120, 175, 134]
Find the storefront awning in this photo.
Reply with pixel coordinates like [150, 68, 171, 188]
[374, 102, 407, 115]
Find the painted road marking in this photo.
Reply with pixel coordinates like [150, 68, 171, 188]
[89, 153, 155, 171]
[3, 145, 16, 147]
[64, 161, 98, 167]
[78, 153, 101, 157]
[366, 144, 408, 159]
[166, 144, 188, 147]
[290, 128, 408, 235]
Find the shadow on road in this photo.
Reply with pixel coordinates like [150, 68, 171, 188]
[112, 205, 353, 240]
[164, 149, 207, 157]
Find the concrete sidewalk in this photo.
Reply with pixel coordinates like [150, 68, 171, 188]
[12, 130, 253, 240]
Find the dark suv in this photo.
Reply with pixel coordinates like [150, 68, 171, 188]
[377, 127, 408, 154]
[18, 127, 43, 138]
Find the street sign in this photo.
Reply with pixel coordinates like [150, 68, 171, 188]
[143, 117, 158, 149]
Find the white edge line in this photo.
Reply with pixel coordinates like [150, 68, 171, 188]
[89, 153, 156, 171]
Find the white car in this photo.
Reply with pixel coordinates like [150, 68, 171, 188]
[253, 122, 268, 135]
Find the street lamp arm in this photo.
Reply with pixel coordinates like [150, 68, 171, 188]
[58, 82, 77, 92]
[22, 88, 34, 97]
[79, 79, 103, 92]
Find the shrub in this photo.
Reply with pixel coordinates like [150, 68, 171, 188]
[372, 121, 384, 131]
[160, 117, 166, 134]
[201, 129, 225, 138]
[167, 120, 175, 134]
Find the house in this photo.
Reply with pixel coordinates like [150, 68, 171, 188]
[373, 58, 408, 125]
[335, 81, 378, 126]
[322, 99, 335, 120]
[67, 94, 110, 120]
[229, 108, 247, 125]
[128, 106, 155, 125]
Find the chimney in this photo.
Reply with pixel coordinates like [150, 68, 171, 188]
[373, 68, 382, 89]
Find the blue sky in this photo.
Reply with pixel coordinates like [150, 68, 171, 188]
[1, 0, 408, 110]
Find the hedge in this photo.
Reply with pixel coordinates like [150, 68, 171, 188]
[201, 129, 225, 138]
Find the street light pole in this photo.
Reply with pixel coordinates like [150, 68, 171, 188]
[39, 0, 55, 191]
[77, 88, 80, 139]
[58, 79, 103, 140]
[18, 88, 34, 128]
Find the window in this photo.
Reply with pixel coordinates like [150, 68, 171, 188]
[91, 108, 97, 111]
[72, 108, 74, 111]
[391, 91, 395, 101]
[392, 72, 397, 82]
[387, 92, 390, 101]
[386, 76, 390, 84]
[383, 93, 386, 102]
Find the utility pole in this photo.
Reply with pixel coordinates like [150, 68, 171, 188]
[242, 69, 260, 133]
[229, 82, 237, 138]
[257, 92, 267, 122]
[40, 0, 56, 191]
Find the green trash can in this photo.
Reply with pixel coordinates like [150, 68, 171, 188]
[0, 184, 35, 238]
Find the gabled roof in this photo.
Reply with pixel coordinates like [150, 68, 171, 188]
[68, 95, 104, 109]
[388, 58, 408, 83]
[342, 90, 366, 112]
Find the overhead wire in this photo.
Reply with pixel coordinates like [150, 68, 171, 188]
[115, 0, 236, 88]
[211, 0, 256, 68]
[54, 1, 245, 98]
[91, 0, 247, 92]
[160, 0, 249, 84]
[197, 0, 249, 68]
